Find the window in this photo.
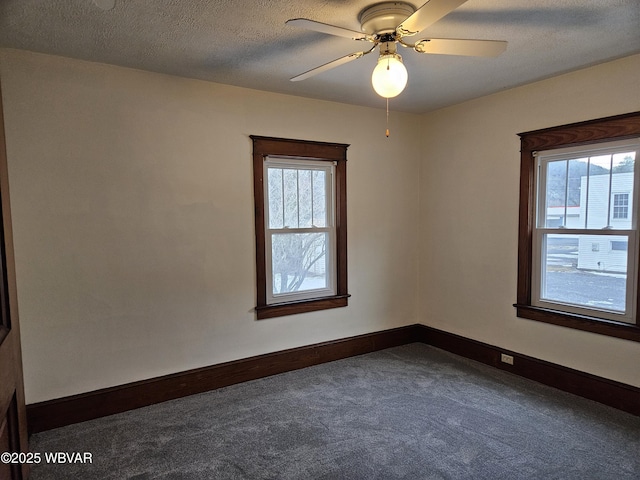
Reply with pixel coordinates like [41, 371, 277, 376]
[611, 240, 628, 252]
[532, 139, 638, 323]
[251, 136, 349, 319]
[516, 112, 640, 342]
[613, 193, 629, 219]
[265, 158, 335, 304]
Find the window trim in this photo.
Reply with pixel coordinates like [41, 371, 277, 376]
[251, 136, 349, 319]
[515, 112, 640, 342]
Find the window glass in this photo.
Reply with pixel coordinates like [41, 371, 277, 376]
[540, 233, 628, 314]
[271, 232, 328, 295]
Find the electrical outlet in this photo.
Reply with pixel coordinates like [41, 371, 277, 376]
[500, 353, 514, 365]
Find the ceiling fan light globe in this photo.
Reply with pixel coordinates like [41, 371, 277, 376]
[371, 54, 408, 98]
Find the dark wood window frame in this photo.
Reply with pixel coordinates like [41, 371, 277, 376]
[251, 136, 349, 319]
[515, 111, 640, 342]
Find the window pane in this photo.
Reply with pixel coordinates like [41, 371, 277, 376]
[544, 159, 588, 228]
[269, 167, 329, 229]
[584, 154, 612, 229]
[313, 170, 327, 227]
[271, 232, 328, 294]
[541, 234, 627, 313]
[611, 153, 635, 228]
[282, 169, 299, 228]
[544, 160, 567, 227]
[543, 152, 636, 230]
[298, 169, 312, 228]
[267, 168, 283, 229]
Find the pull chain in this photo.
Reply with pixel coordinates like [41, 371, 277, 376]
[385, 56, 391, 137]
[385, 98, 390, 137]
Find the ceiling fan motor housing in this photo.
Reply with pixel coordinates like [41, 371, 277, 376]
[359, 2, 416, 35]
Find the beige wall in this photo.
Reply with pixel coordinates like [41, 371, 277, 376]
[0, 49, 421, 403]
[1, 47, 639, 404]
[419, 54, 640, 387]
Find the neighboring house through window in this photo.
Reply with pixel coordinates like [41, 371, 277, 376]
[516, 112, 640, 342]
[251, 136, 349, 319]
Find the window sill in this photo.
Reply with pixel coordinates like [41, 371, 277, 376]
[257, 294, 350, 320]
[514, 304, 640, 342]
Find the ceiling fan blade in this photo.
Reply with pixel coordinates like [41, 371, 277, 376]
[414, 38, 507, 56]
[286, 18, 371, 41]
[290, 52, 366, 82]
[397, 0, 468, 37]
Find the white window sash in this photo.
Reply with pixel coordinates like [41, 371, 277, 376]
[532, 138, 640, 323]
[263, 157, 337, 305]
[532, 230, 636, 322]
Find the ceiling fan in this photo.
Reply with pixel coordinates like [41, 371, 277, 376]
[286, 0, 507, 98]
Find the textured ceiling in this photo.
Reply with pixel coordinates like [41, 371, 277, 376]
[0, 0, 639, 113]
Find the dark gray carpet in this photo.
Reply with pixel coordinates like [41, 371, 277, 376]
[29, 344, 640, 479]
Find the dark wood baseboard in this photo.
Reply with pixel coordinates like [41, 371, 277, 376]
[26, 325, 417, 434]
[418, 325, 640, 416]
[27, 324, 639, 434]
